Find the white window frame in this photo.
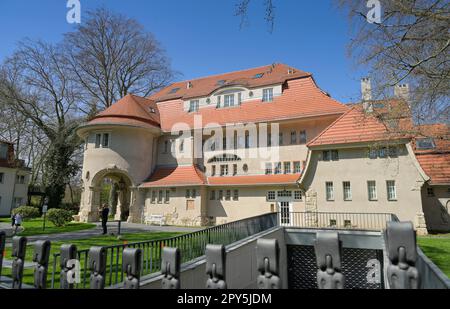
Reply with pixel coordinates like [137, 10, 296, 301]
[294, 190, 302, 201]
[284, 162, 291, 174]
[290, 131, 297, 144]
[326, 182, 334, 201]
[293, 161, 301, 173]
[274, 162, 282, 175]
[367, 181, 377, 201]
[262, 88, 274, 102]
[299, 130, 307, 144]
[386, 180, 397, 201]
[343, 181, 352, 201]
[233, 189, 239, 201]
[267, 191, 276, 201]
[189, 100, 199, 112]
[220, 165, 228, 176]
[224, 94, 234, 107]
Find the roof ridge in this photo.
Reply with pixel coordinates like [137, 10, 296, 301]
[307, 107, 356, 146]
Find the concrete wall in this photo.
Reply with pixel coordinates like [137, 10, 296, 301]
[0, 167, 30, 216]
[301, 144, 427, 227]
[421, 184, 450, 232]
[139, 227, 287, 289]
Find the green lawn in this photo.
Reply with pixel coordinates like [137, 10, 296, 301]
[418, 234, 450, 278]
[0, 218, 96, 237]
[2, 231, 183, 288]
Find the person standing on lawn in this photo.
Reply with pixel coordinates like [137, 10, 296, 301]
[11, 213, 16, 227]
[101, 204, 110, 235]
[13, 213, 22, 235]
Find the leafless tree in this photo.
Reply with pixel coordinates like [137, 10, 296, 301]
[64, 8, 175, 110]
[338, 0, 449, 132]
[235, 0, 276, 32]
[0, 40, 83, 209]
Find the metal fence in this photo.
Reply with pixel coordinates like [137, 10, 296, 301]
[281, 212, 399, 231]
[49, 212, 278, 288]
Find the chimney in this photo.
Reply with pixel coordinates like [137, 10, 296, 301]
[361, 77, 372, 101]
[394, 84, 409, 101]
[187, 81, 193, 89]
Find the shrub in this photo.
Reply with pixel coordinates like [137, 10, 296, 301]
[46, 208, 73, 227]
[12, 206, 40, 219]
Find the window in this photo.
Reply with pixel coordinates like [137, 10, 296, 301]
[165, 190, 170, 203]
[151, 191, 156, 204]
[379, 147, 388, 158]
[267, 191, 276, 201]
[216, 80, 226, 86]
[217, 96, 221, 108]
[189, 100, 199, 112]
[367, 181, 377, 201]
[102, 133, 109, 148]
[210, 190, 216, 200]
[262, 88, 273, 102]
[290, 131, 297, 144]
[158, 190, 163, 203]
[343, 182, 352, 201]
[427, 187, 435, 197]
[344, 220, 352, 228]
[0, 144, 8, 159]
[416, 138, 436, 150]
[211, 165, 216, 176]
[326, 182, 334, 201]
[238, 93, 242, 105]
[186, 200, 195, 211]
[274, 162, 282, 175]
[277, 190, 292, 198]
[222, 137, 227, 150]
[253, 73, 264, 79]
[225, 190, 231, 201]
[299, 131, 307, 144]
[192, 189, 197, 198]
[369, 149, 378, 159]
[323, 150, 331, 161]
[389, 147, 398, 157]
[95, 134, 101, 148]
[233, 190, 239, 201]
[329, 219, 337, 227]
[245, 132, 250, 149]
[279, 133, 283, 146]
[179, 139, 184, 153]
[294, 191, 302, 201]
[219, 190, 224, 200]
[331, 150, 339, 161]
[164, 141, 169, 153]
[386, 180, 397, 201]
[294, 161, 301, 173]
[265, 163, 272, 175]
[0, 173, 3, 183]
[224, 94, 234, 107]
[233, 164, 237, 176]
[267, 133, 272, 147]
[169, 87, 180, 94]
[220, 165, 228, 176]
[16, 175, 25, 184]
[284, 162, 291, 174]
[185, 189, 190, 199]
[14, 198, 23, 207]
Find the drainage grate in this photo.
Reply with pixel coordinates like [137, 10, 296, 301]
[287, 245, 384, 289]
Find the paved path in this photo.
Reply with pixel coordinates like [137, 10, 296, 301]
[0, 221, 202, 245]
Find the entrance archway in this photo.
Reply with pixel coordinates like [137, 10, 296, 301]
[90, 168, 134, 221]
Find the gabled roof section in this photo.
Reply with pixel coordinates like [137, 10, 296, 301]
[88, 94, 160, 129]
[308, 105, 410, 147]
[150, 63, 311, 102]
[140, 165, 207, 188]
[156, 77, 348, 131]
[416, 153, 450, 185]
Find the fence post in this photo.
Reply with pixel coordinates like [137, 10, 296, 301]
[11, 236, 27, 289]
[314, 231, 345, 289]
[0, 231, 5, 283]
[60, 244, 78, 289]
[88, 246, 107, 289]
[205, 244, 227, 289]
[161, 247, 180, 289]
[122, 248, 142, 289]
[385, 221, 420, 289]
[33, 240, 51, 289]
[256, 239, 281, 289]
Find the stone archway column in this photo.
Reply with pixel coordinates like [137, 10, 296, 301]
[128, 187, 145, 223]
[79, 186, 101, 222]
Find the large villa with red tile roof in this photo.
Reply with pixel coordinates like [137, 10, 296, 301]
[76, 63, 450, 234]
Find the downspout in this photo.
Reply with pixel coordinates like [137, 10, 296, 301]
[9, 169, 19, 215]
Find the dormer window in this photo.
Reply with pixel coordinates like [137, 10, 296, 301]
[262, 88, 273, 102]
[224, 94, 234, 107]
[253, 73, 264, 79]
[216, 80, 226, 86]
[189, 100, 199, 112]
[416, 138, 436, 150]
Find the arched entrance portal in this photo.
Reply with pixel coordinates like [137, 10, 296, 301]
[90, 168, 134, 222]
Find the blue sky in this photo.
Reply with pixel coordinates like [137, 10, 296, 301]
[0, 0, 367, 103]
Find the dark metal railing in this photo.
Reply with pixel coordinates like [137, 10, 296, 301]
[49, 212, 278, 288]
[279, 212, 399, 231]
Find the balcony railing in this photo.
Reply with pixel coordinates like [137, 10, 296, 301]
[279, 212, 399, 231]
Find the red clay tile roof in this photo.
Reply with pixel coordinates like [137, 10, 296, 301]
[151, 63, 310, 102]
[154, 77, 348, 131]
[140, 165, 207, 188]
[207, 174, 301, 186]
[416, 153, 450, 185]
[308, 106, 409, 147]
[414, 123, 450, 154]
[87, 94, 160, 129]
